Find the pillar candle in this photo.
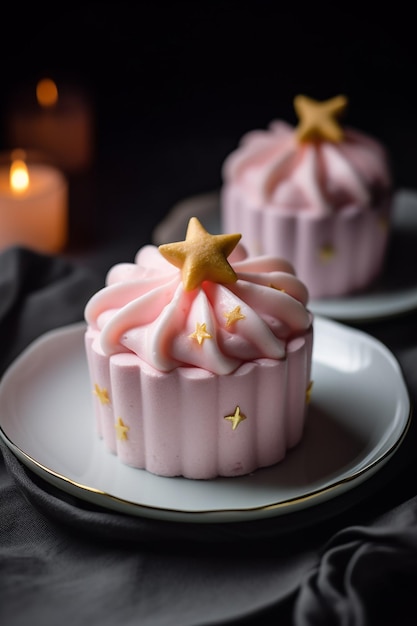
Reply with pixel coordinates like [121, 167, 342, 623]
[6, 78, 94, 174]
[0, 150, 68, 253]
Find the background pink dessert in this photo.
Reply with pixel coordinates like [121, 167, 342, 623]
[221, 96, 393, 299]
[84, 218, 313, 479]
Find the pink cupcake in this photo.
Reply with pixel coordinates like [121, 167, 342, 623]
[84, 217, 313, 479]
[221, 95, 393, 299]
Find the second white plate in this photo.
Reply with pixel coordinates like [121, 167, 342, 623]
[0, 318, 411, 524]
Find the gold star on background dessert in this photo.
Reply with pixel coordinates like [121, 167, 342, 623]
[306, 380, 314, 404]
[93, 383, 110, 405]
[223, 305, 246, 327]
[319, 244, 336, 263]
[294, 95, 348, 143]
[159, 217, 241, 291]
[379, 215, 389, 231]
[115, 417, 129, 441]
[189, 321, 212, 345]
[224, 406, 247, 430]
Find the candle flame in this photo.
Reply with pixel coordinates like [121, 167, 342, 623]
[10, 155, 30, 193]
[36, 78, 58, 108]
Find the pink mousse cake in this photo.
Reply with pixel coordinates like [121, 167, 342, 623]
[221, 95, 393, 299]
[84, 217, 313, 479]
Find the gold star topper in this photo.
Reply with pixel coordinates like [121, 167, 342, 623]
[294, 94, 348, 143]
[159, 217, 241, 291]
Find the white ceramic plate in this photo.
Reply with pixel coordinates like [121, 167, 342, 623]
[0, 319, 411, 523]
[153, 189, 417, 322]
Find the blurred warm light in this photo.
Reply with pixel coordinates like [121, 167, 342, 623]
[36, 78, 58, 108]
[10, 151, 29, 193]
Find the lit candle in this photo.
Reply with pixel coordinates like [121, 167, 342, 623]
[5, 78, 94, 173]
[0, 150, 68, 253]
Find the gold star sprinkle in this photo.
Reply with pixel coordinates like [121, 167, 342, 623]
[159, 217, 241, 291]
[223, 305, 246, 327]
[189, 321, 212, 345]
[306, 380, 314, 404]
[269, 283, 286, 292]
[224, 406, 247, 430]
[294, 95, 348, 143]
[93, 383, 110, 405]
[379, 215, 389, 231]
[115, 417, 129, 441]
[319, 244, 335, 263]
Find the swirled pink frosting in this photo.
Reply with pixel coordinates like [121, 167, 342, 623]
[84, 244, 311, 375]
[222, 121, 391, 214]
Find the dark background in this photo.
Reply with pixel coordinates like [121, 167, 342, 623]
[1, 3, 416, 273]
[2, 8, 417, 625]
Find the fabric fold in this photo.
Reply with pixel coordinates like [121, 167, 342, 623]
[0, 246, 103, 374]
